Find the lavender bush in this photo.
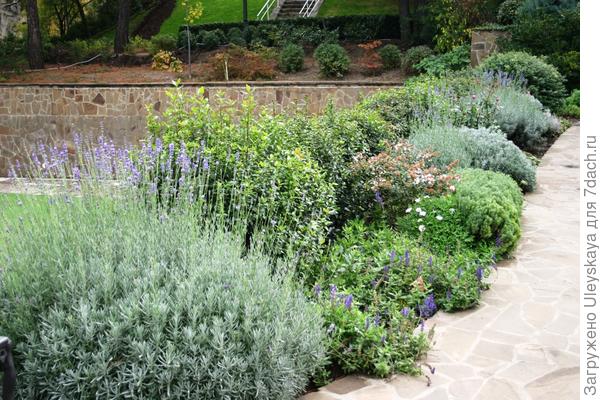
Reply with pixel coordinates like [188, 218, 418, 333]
[0, 139, 326, 400]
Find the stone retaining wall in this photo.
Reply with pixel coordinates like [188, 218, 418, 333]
[0, 82, 397, 176]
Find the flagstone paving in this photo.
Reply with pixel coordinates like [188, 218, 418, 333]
[303, 125, 580, 400]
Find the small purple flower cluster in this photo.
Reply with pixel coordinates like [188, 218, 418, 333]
[418, 294, 437, 318]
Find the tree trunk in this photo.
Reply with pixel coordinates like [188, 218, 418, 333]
[399, 0, 410, 42]
[26, 0, 44, 69]
[73, 0, 89, 37]
[114, 0, 131, 54]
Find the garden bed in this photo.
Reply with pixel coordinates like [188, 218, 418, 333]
[1, 42, 408, 84]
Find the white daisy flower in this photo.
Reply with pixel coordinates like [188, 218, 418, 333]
[418, 225, 426, 232]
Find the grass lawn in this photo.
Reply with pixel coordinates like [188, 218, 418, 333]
[159, 0, 265, 36]
[318, 0, 399, 16]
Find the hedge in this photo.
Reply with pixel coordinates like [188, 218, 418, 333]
[181, 15, 403, 41]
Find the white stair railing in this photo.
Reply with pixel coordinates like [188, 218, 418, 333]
[299, 0, 319, 17]
[257, 0, 280, 20]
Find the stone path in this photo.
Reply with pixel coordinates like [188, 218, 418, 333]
[303, 125, 580, 400]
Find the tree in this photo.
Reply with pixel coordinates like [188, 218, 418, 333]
[26, 0, 44, 69]
[399, 0, 410, 42]
[114, 0, 130, 54]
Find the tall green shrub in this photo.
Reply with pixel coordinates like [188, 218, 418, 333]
[147, 86, 336, 260]
[478, 51, 567, 111]
[502, 1, 579, 90]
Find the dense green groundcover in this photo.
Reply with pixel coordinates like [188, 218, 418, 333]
[1, 60, 571, 397]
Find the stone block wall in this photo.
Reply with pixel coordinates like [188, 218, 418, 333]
[470, 30, 511, 67]
[0, 82, 397, 176]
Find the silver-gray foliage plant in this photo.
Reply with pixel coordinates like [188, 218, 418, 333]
[410, 124, 537, 192]
[0, 141, 326, 399]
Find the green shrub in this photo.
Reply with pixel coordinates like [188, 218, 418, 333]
[455, 168, 524, 256]
[227, 27, 243, 41]
[398, 194, 494, 256]
[402, 45, 434, 74]
[497, 0, 523, 24]
[361, 88, 414, 136]
[284, 104, 396, 227]
[350, 140, 459, 225]
[314, 43, 350, 78]
[551, 50, 580, 92]
[362, 74, 498, 136]
[414, 45, 470, 76]
[150, 33, 177, 53]
[305, 219, 495, 376]
[410, 125, 537, 192]
[479, 51, 566, 111]
[287, 25, 339, 47]
[378, 44, 402, 70]
[501, 0, 579, 90]
[493, 85, 561, 153]
[148, 86, 336, 260]
[229, 35, 247, 47]
[201, 30, 221, 50]
[126, 35, 153, 54]
[278, 43, 304, 73]
[185, 15, 405, 43]
[0, 189, 325, 399]
[558, 89, 580, 118]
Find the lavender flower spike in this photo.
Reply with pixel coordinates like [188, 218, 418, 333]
[344, 294, 353, 310]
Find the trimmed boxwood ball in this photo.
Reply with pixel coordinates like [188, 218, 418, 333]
[279, 43, 304, 73]
[456, 168, 524, 256]
[402, 45, 434, 74]
[201, 30, 220, 50]
[314, 43, 350, 78]
[478, 51, 567, 111]
[378, 44, 402, 70]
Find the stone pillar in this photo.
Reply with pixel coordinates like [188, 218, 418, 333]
[470, 29, 511, 67]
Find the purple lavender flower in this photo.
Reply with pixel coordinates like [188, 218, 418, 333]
[329, 284, 337, 302]
[457, 267, 463, 279]
[390, 250, 396, 263]
[428, 256, 433, 268]
[380, 335, 387, 344]
[404, 250, 410, 267]
[202, 158, 210, 171]
[476, 265, 484, 281]
[373, 313, 381, 326]
[446, 289, 452, 301]
[177, 144, 191, 174]
[314, 284, 322, 298]
[419, 294, 437, 318]
[344, 294, 353, 310]
[401, 307, 410, 317]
